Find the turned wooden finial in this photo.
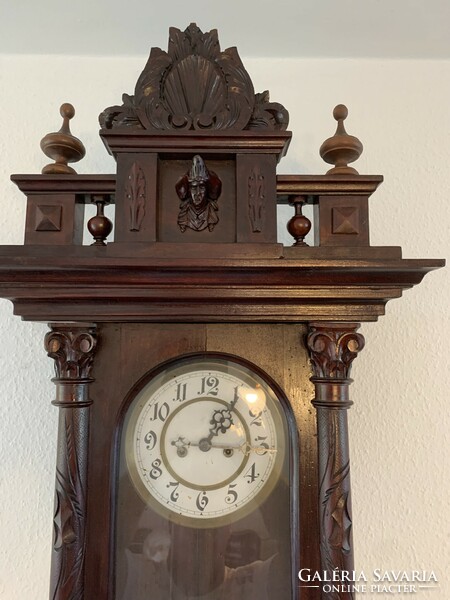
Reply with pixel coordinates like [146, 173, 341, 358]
[40, 103, 86, 174]
[319, 104, 363, 175]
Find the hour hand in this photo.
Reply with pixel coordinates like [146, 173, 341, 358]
[206, 386, 240, 440]
[171, 436, 190, 457]
[208, 408, 233, 437]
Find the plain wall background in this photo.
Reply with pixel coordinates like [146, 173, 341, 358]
[0, 54, 448, 598]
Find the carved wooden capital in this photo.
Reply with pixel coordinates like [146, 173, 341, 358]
[45, 324, 97, 381]
[307, 322, 365, 381]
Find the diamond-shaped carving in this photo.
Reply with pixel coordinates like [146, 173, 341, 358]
[35, 205, 62, 231]
[332, 206, 359, 235]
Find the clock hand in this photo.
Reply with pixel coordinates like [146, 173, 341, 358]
[189, 440, 277, 456]
[201, 386, 241, 448]
[171, 436, 190, 457]
[170, 436, 275, 458]
[170, 390, 239, 457]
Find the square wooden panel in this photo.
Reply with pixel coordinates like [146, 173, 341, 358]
[25, 194, 84, 245]
[314, 195, 370, 246]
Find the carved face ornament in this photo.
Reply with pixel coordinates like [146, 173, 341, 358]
[190, 181, 207, 208]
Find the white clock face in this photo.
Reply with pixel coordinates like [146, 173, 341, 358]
[124, 357, 286, 527]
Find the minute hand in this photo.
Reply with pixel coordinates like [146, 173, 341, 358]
[190, 441, 276, 456]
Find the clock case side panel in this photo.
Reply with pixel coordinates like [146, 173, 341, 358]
[84, 323, 318, 600]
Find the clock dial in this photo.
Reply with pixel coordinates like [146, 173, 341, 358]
[124, 357, 286, 527]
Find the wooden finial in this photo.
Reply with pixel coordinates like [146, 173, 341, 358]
[40, 103, 86, 174]
[319, 104, 363, 175]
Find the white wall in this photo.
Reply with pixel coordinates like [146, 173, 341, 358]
[0, 55, 448, 599]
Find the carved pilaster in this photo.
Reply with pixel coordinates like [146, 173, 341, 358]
[45, 324, 97, 600]
[307, 323, 365, 600]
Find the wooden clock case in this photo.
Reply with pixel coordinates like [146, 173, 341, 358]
[0, 24, 444, 600]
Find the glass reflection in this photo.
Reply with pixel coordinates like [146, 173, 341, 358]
[116, 489, 291, 600]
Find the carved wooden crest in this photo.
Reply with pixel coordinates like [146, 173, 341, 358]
[99, 23, 289, 132]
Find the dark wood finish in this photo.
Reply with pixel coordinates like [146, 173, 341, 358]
[45, 324, 97, 600]
[319, 105, 363, 175]
[40, 103, 86, 175]
[24, 194, 85, 245]
[99, 24, 288, 133]
[206, 324, 320, 599]
[287, 195, 311, 246]
[276, 175, 383, 200]
[175, 155, 222, 233]
[314, 196, 369, 247]
[236, 153, 277, 243]
[115, 153, 157, 242]
[125, 163, 146, 232]
[159, 158, 234, 242]
[88, 195, 113, 246]
[84, 323, 313, 599]
[11, 174, 117, 196]
[0, 250, 441, 322]
[307, 323, 365, 600]
[100, 131, 292, 160]
[11, 173, 383, 198]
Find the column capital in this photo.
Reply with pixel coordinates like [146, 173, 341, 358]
[45, 323, 97, 382]
[307, 322, 365, 382]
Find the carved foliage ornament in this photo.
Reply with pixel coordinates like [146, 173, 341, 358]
[52, 410, 88, 600]
[99, 24, 289, 132]
[248, 167, 265, 233]
[126, 162, 146, 232]
[319, 412, 353, 568]
[307, 325, 365, 380]
[45, 328, 97, 381]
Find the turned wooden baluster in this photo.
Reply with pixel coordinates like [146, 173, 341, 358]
[307, 322, 365, 600]
[45, 324, 97, 600]
[88, 194, 113, 245]
[287, 195, 311, 246]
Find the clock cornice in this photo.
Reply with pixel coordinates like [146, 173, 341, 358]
[0, 249, 442, 322]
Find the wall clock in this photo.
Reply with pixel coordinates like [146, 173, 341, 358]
[0, 23, 444, 600]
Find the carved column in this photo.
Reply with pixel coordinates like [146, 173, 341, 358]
[45, 324, 97, 600]
[306, 323, 365, 600]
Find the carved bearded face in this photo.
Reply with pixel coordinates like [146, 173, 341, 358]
[190, 181, 207, 207]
